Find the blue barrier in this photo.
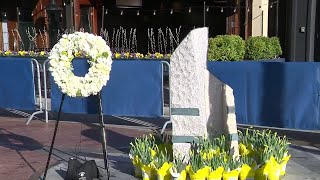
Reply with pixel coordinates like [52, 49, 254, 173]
[50, 59, 164, 117]
[207, 61, 320, 130]
[0, 58, 38, 110]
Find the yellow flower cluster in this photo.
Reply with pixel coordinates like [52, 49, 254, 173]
[113, 52, 171, 59]
[0, 50, 47, 57]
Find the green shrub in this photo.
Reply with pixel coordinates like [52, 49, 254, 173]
[270, 37, 282, 58]
[208, 35, 245, 61]
[245, 36, 282, 60]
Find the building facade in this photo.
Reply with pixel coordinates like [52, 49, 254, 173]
[18, 0, 320, 61]
[1, 0, 270, 53]
[268, 0, 320, 62]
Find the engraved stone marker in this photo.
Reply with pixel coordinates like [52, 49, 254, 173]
[170, 27, 239, 159]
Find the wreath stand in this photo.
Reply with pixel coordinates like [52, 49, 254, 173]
[43, 92, 110, 180]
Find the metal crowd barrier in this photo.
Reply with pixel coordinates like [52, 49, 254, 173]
[161, 61, 172, 134]
[161, 61, 170, 117]
[43, 59, 50, 122]
[22, 59, 43, 124]
[39, 60, 170, 123]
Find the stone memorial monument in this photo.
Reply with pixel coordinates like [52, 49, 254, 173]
[170, 27, 239, 159]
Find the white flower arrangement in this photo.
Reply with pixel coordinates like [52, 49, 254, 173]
[49, 32, 113, 97]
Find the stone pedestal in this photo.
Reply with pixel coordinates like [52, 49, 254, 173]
[170, 27, 239, 160]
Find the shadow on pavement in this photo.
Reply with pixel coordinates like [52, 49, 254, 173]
[81, 123, 135, 154]
[290, 144, 320, 156]
[0, 128, 43, 173]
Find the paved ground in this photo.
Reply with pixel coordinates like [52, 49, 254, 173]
[43, 146, 320, 180]
[0, 109, 319, 180]
[0, 111, 153, 180]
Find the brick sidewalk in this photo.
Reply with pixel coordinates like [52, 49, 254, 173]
[0, 117, 151, 180]
[1, 115, 320, 180]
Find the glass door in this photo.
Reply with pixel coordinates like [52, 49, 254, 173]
[80, 5, 92, 33]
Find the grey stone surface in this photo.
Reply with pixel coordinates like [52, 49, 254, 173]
[41, 146, 320, 180]
[40, 153, 137, 180]
[170, 27, 210, 160]
[170, 27, 239, 159]
[283, 146, 320, 180]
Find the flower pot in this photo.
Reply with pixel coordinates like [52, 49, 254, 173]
[155, 162, 172, 180]
[280, 155, 291, 176]
[170, 169, 187, 180]
[255, 157, 281, 180]
[239, 164, 256, 180]
[254, 164, 267, 180]
[207, 167, 224, 180]
[130, 155, 142, 178]
[222, 169, 241, 180]
[134, 165, 143, 178]
[142, 164, 156, 180]
[267, 157, 281, 180]
[189, 166, 210, 180]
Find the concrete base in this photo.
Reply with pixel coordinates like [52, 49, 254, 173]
[39, 153, 137, 180]
[37, 146, 320, 180]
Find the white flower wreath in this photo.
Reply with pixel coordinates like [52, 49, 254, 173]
[49, 32, 113, 97]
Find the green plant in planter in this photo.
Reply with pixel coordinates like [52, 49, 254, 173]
[222, 156, 241, 172]
[222, 156, 241, 180]
[245, 36, 269, 60]
[153, 148, 172, 180]
[139, 148, 154, 166]
[239, 156, 257, 180]
[153, 148, 171, 168]
[238, 129, 255, 156]
[245, 36, 283, 60]
[188, 153, 210, 180]
[129, 134, 156, 178]
[206, 155, 224, 171]
[240, 156, 255, 167]
[254, 146, 282, 180]
[189, 153, 206, 173]
[129, 135, 156, 159]
[172, 156, 187, 173]
[270, 37, 282, 58]
[153, 132, 173, 161]
[198, 137, 216, 160]
[170, 156, 187, 180]
[259, 131, 291, 177]
[208, 35, 245, 61]
[206, 156, 224, 180]
[197, 134, 230, 160]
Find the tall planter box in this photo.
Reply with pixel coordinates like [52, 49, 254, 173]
[207, 60, 320, 130]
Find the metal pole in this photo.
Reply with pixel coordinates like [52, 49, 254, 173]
[102, 6, 105, 31]
[276, 0, 279, 37]
[43, 94, 66, 180]
[16, 7, 19, 51]
[74, 0, 77, 31]
[43, 60, 49, 123]
[203, 1, 206, 27]
[245, 0, 249, 39]
[261, 10, 264, 36]
[97, 92, 110, 179]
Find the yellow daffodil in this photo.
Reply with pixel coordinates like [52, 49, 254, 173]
[115, 52, 121, 59]
[4, 50, 12, 55]
[155, 52, 164, 59]
[125, 52, 130, 58]
[18, 51, 27, 56]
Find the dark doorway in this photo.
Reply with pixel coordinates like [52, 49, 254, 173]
[80, 6, 92, 33]
[286, 0, 309, 61]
